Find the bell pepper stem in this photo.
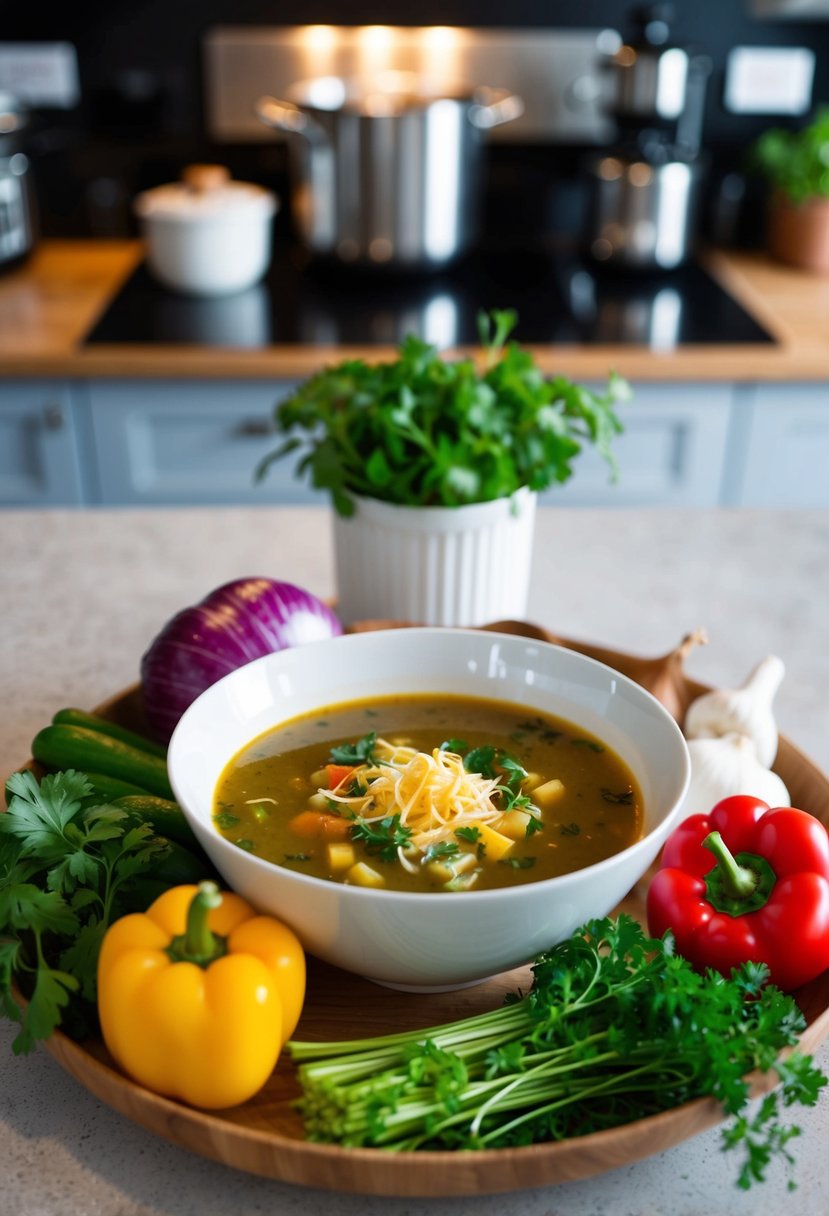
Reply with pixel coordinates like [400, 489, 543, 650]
[167, 881, 228, 967]
[703, 831, 758, 899]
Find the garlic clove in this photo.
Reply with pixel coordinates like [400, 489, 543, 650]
[680, 732, 790, 817]
[683, 654, 785, 768]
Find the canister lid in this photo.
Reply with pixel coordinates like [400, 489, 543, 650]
[134, 164, 277, 222]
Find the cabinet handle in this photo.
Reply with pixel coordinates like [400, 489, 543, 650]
[236, 418, 274, 437]
[43, 404, 65, 430]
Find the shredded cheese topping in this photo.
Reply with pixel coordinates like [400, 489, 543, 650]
[321, 738, 507, 854]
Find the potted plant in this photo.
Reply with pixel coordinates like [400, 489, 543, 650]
[257, 311, 629, 627]
[753, 107, 829, 273]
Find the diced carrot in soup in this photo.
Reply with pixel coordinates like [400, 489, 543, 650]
[288, 810, 350, 840]
[326, 764, 356, 790]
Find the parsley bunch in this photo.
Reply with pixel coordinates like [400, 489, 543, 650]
[256, 311, 630, 516]
[288, 915, 826, 1189]
[0, 769, 169, 1052]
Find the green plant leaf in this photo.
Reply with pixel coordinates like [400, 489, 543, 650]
[256, 312, 628, 514]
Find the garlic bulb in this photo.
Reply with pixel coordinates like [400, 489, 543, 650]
[680, 733, 790, 817]
[683, 655, 785, 768]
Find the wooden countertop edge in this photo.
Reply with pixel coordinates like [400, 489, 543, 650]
[4, 343, 829, 382]
[0, 240, 828, 381]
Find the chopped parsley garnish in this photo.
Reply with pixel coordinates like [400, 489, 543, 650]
[455, 826, 482, 843]
[423, 841, 460, 862]
[500, 856, 537, 869]
[572, 738, 604, 753]
[213, 810, 240, 829]
[350, 814, 413, 861]
[516, 717, 563, 743]
[601, 787, 635, 805]
[560, 822, 581, 836]
[329, 732, 378, 765]
[284, 852, 312, 862]
[235, 838, 256, 852]
[440, 738, 469, 754]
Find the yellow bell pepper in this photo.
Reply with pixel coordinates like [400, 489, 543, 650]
[97, 881, 305, 1109]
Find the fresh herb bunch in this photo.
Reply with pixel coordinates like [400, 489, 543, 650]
[0, 769, 170, 1051]
[752, 107, 829, 204]
[288, 915, 826, 1190]
[256, 311, 630, 517]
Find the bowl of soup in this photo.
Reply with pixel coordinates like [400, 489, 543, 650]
[167, 628, 690, 990]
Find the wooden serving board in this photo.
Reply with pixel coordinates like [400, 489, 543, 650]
[16, 627, 829, 1196]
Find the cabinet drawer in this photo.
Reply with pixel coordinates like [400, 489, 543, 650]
[736, 386, 829, 507]
[543, 384, 735, 507]
[0, 382, 83, 505]
[86, 381, 316, 505]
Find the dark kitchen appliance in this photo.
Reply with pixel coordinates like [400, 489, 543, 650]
[585, 5, 711, 271]
[82, 242, 775, 349]
[0, 92, 38, 272]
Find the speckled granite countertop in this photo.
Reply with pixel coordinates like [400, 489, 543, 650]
[2, 505, 829, 1216]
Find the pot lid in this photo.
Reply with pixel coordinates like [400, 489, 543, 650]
[286, 73, 504, 116]
[134, 164, 277, 222]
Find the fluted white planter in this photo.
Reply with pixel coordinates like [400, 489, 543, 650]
[332, 487, 537, 627]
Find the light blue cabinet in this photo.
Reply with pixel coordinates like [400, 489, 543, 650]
[543, 384, 736, 507]
[3, 376, 828, 508]
[0, 382, 84, 505]
[729, 384, 829, 507]
[83, 380, 316, 505]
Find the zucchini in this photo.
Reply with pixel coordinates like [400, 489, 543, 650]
[52, 708, 166, 758]
[32, 724, 174, 800]
[113, 794, 200, 853]
[120, 838, 218, 909]
[82, 772, 154, 801]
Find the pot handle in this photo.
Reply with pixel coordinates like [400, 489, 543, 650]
[468, 89, 524, 130]
[255, 96, 324, 141]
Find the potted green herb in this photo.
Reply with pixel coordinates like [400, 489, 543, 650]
[753, 107, 829, 273]
[257, 311, 629, 626]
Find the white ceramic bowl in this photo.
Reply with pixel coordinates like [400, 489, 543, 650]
[167, 628, 690, 990]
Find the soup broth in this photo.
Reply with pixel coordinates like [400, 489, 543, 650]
[214, 694, 643, 893]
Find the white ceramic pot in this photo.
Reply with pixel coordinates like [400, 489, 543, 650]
[332, 487, 537, 627]
[134, 164, 277, 297]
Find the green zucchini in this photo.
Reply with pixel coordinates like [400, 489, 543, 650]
[81, 772, 154, 800]
[121, 838, 218, 909]
[113, 794, 200, 853]
[32, 724, 174, 800]
[52, 708, 166, 758]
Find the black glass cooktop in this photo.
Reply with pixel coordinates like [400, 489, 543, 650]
[83, 243, 775, 350]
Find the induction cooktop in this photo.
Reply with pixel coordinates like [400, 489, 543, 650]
[82, 243, 776, 350]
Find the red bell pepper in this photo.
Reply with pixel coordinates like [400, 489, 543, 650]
[647, 794, 829, 992]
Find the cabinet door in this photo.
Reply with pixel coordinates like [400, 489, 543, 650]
[85, 381, 318, 505]
[542, 384, 735, 507]
[0, 382, 84, 505]
[735, 385, 829, 507]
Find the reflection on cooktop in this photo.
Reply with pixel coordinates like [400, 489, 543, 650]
[83, 245, 776, 350]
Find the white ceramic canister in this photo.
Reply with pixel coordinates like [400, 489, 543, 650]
[134, 164, 277, 296]
[332, 487, 537, 628]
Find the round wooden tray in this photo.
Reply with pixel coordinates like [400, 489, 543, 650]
[22, 633, 829, 1196]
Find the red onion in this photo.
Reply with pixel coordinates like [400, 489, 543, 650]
[140, 578, 342, 742]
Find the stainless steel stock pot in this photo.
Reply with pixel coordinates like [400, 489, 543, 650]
[256, 74, 522, 271]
